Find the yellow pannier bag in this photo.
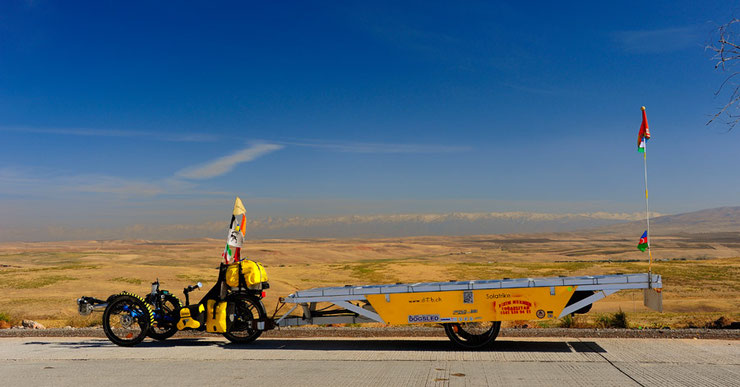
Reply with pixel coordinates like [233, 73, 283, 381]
[205, 299, 228, 333]
[177, 304, 204, 330]
[225, 260, 268, 288]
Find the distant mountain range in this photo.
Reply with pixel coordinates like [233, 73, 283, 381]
[589, 206, 740, 236]
[244, 211, 648, 238]
[245, 207, 740, 238]
[3, 206, 738, 242]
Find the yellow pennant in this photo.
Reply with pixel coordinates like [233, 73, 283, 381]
[233, 196, 246, 216]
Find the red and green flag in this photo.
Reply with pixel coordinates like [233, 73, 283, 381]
[637, 106, 650, 153]
[637, 230, 648, 252]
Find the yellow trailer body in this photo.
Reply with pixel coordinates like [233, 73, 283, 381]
[366, 286, 576, 324]
[278, 273, 662, 328]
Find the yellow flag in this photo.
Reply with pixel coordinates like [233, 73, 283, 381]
[233, 196, 246, 216]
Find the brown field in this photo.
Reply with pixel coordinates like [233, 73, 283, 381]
[0, 232, 738, 329]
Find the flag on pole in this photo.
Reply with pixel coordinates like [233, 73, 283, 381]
[222, 197, 247, 264]
[637, 106, 650, 153]
[637, 230, 649, 252]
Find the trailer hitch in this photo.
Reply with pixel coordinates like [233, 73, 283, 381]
[250, 318, 276, 331]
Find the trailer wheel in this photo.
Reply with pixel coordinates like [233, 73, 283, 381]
[222, 293, 266, 344]
[102, 294, 153, 347]
[444, 321, 501, 349]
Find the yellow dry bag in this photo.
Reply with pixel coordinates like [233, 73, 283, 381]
[225, 260, 268, 288]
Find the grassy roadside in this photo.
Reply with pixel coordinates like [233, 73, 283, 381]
[0, 239, 737, 329]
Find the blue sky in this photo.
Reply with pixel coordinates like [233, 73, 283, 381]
[1, 1, 739, 236]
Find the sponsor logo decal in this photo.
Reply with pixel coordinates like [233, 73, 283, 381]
[408, 296, 443, 304]
[486, 293, 512, 300]
[499, 300, 532, 315]
[408, 314, 440, 323]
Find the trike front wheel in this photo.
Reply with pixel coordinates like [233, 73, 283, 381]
[102, 294, 153, 347]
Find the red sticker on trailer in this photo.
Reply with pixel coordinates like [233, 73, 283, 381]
[499, 300, 532, 315]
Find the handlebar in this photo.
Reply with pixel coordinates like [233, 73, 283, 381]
[184, 282, 202, 293]
[183, 282, 202, 306]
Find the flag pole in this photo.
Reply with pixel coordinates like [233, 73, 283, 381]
[641, 106, 653, 287]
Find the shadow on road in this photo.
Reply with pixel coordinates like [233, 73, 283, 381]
[220, 339, 606, 353]
[23, 338, 606, 353]
[23, 338, 214, 349]
[23, 340, 111, 349]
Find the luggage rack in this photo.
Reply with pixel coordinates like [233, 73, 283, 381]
[275, 272, 662, 327]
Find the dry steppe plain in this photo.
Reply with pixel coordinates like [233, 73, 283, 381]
[0, 231, 738, 329]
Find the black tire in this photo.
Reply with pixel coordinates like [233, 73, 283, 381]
[444, 321, 501, 349]
[222, 293, 266, 344]
[147, 294, 182, 341]
[102, 293, 153, 347]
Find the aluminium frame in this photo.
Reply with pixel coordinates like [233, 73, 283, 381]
[274, 272, 662, 327]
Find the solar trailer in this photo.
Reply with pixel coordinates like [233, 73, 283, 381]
[78, 268, 663, 349]
[274, 273, 663, 349]
[75, 197, 664, 349]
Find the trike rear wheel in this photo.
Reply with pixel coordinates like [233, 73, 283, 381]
[222, 293, 266, 344]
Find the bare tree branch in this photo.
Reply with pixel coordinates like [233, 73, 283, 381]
[708, 18, 740, 129]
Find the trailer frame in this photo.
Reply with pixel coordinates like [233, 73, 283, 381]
[275, 272, 662, 327]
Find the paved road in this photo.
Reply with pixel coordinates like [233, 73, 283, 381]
[1, 337, 738, 386]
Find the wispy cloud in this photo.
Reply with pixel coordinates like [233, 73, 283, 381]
[60, 175, 167, 196]
[0, 167, 236, 200]
[1, 136, 467, 204]
[176, 143, 284, 180]
[0, 126, 220, 142]
[612, 26, 702, 54]
[4, 126, 470, 153]
[0, 167, 178, 197]
[501, 82, 559, 96]
[278, 139, 470, 154]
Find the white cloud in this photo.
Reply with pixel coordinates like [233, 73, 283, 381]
[0, 126, 220, 142]
[612, 26, 701, 54]
[278, 139, 470, 154]
[61, 175, 166, 196]
[501, 82, 559, 96]
[176, 143, 283, 180]
[0, 143, 284, 198]
[0, 168, 168, 197]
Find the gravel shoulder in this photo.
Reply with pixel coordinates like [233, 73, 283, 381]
[1, 326, 738, 340]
